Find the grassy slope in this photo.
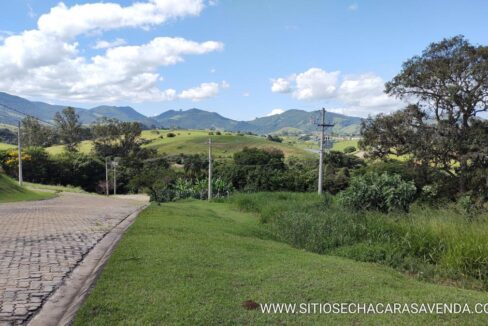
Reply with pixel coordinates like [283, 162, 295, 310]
[46, 130, 314, 158]
[0, 142, 15, 150]
[75, 201, 488, 325]
[0, 174, 56, 203]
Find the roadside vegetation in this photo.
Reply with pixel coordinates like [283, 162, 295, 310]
[75, 201, 488, 325]
[231, 192, 488, 291]
[0, 173, 56, 203]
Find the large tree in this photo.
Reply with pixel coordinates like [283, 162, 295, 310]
[362, 36, 488, 192]
[21, 116, 55, 147]
[53, 107, 83, 152]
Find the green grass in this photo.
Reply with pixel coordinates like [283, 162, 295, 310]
[45, 140, 93, 155]
[231, 192, 488, 291]
[332, 139, 359, 152]
[45, 130, 314, 158]
[0, 173, 56, 203]
[0, 142, 15, 150]
[23, 181, 87, 193]
[76, 200, 488, 325]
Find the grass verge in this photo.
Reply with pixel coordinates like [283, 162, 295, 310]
[75, 200, 488, 325]
[231, 192, 488, 291]
[0, 174, 56, 203]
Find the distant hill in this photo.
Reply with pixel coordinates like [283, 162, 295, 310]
[247, 109, 362, 135]
[153, 108, 255, 131]
[0, 92, 362, 135]
[90, 105, 157, 126]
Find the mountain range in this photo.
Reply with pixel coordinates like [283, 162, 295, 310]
[0, 92, 362, 135]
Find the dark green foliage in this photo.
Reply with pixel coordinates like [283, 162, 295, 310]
[338, 172, 417, 213]
[91, 119, 158, 193]
[21, 116, 57, 147]
[363, 36, 488, 197]
[53, 107, 83, 152]
[343, 145, 356, 153]
[0, 128, 16, 144]
[52, 152, 105, 192]
[266, 135, 283, 143]
[166, 132, 176, 138]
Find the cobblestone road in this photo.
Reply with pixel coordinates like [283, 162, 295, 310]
[0, 193, 146, 325]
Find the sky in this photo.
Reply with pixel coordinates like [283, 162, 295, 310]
[0, 0, 487, 121]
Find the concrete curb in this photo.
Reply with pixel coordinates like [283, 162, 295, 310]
[28, 204, 149, 326]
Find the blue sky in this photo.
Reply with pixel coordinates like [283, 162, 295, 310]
[0, 0, 487, 120]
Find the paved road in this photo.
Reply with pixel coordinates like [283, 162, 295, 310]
[0, 193, 147, 325]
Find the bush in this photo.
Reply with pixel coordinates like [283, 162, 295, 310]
[166, 132, 176, 138]
[343, 146, 356, 153]
[338, 172, 417, 213]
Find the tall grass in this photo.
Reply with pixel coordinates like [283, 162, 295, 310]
[230, 192, 488, 291]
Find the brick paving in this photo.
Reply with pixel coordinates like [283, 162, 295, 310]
[0, 193, 146, 325]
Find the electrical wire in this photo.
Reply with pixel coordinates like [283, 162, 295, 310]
[0, 103, 57, 127]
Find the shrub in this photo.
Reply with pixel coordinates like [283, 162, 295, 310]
[166, 132, 176, 138]
[338, 172, 417, 213]
[343, 146, 356, 153]
[216, 131, 222, 135]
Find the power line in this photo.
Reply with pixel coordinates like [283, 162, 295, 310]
[0, 103, 57, 127]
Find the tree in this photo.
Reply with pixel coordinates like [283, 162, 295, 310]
[91, 118, 157, 193]
[53, 107, 82, 152]
[363, 36, 488, 192]
[21, 116, 55, 147]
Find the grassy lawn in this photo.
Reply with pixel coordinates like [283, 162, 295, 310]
[332, 139, 359, 152]
[0, 174, 56, 203]
[45, 130, 314, 158]
[0, 142, 15, 150]
[76, 201, 488, 325]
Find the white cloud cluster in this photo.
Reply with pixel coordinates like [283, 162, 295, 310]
[266, 108, 285, 116]
[37, 0, 204, 39]
[178, 81, 229, 101]
[271, 68, 403, 116]
[0, 0, 225, 103]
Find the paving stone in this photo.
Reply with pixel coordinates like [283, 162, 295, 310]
[0, 193, 143, 324]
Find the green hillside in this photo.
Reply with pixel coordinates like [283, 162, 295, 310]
[45, 130, 315, 158]
[143, 130, 314, 158]
[0, 174, 56, 203]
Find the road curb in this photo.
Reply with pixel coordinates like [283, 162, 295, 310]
[28, 203, 149, 326]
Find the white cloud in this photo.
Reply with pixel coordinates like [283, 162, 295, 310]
[93, 38, 127, 49]
[178, 82, 222, 101]
[271, 77, 292, 93]
[242, 92, 251, 97]
[271, 69, 403, 117]
[266, 108, 285, 116]
[0, 0, 225, 103]
[37, 0, 204, 39]
[348, 3, 359, 11]
[293, 68, 340, 100]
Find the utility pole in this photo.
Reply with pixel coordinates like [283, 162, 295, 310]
[113, 162, 117, 195]
[105, 157, 109, 196]
[317, 108, 334, 195]
[17, 121, 23, 186]
[208, 138, 212, 201]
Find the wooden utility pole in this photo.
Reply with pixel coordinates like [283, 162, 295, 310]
[113, 162, 117, 195]
[317, 108, 334, 194]
[105, 157, 109, 196]
[17, 121, 23, 186]
[208, 138, 212, 201]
